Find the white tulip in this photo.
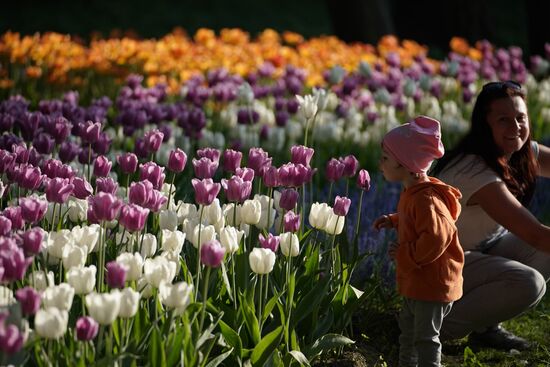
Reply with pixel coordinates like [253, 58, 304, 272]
[67, 197, 88, 222]
[160, 250, 181, 276]
[249, 248, 276, 274]
[204, 198, 223, 225]
[240, 199, 261, 225]
[188, 223, 216, 249]
[143, 256, 177, 288]
[161, 229, 186, 253]
[309, 202, 332, 230]
[324, 212, 345, 235]
[118, 287, 140, 318]
[0, 286, 14, 306]
[35, 308, 68, 339]
[86, 291, 121, 325]
[160, 209, 178, 231]
[62, 244, 87, 269]
[222, 203, 241, 227]
[158, 281, 193, 309]
[116, 230, 135, 252]
[313, 87, 328, 111]
[173, 201, 198, 225]
[279, 232, 300, 257]
[116, 252, 143, 281]
[253, 194, 276, 230]
[45, 230, 73, 259]
[137, 277, 153, 299]
[66, 266, 96, 294]
[29, 270, 55, 292]
[161, 183, 176, 199]
[296, 94, 318, 120]
[219, 226, 244, 254]
[140, 233, 158, 258]
[42, 283, 75, 311]
[71, 224, 101, 254]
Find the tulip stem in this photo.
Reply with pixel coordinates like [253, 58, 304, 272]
[167, 172, 176, 209]
[330, 216, 341, 281]
[50, 202, 57, 233]
[327, 182, 334, 204]
[353, 190, 365, 244]
[304, 116, 310, 147]
[257, 274, 264, 332]
[199, 266, 211, 333]
[231, 254, 237, 309]
[267, 188, 273, 233]
[195, 205, 205, 302]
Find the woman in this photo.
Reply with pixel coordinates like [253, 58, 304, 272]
[431, 80, 550, 350]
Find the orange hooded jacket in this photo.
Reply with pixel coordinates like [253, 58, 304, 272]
[388, 177, 464, 303]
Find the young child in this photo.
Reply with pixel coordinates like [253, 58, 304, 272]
[373, 116, 464, 367]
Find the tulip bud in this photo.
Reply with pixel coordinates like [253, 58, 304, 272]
[357, 169, 371, 191]
[93, 155, 112, 177]
[222, 149, 242, 173]
[117, 153, 138, 174]
[85, 291, 121, 325]
[279, 189, 299, 211]
[168, 148, 187, 173]
[106, 261, 128, 289]
[259, 233, 280, 253]
[15, 286, 41, 316]
[76, 316, 99, 341]
[279, 232, 299, 257]
[200, 240, 226, 268]
[283, 210, 300, 232]
[249, 248, 276, 274]
[118, 287, 140, 318]
[333, 196, 351, 216]
[35, 308, 69, 339]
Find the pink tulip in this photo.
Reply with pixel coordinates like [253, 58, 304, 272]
[76, 316, 99, 341]
[19, 196, 48, 223]
[247, 147, 271, 175]
[168, 148, 187, 173]
[192, 157, 218, 179]
[144, 129, 164, 153]
[259, 233, 280, 253]
[235, 167, 255, 182]
[88, 192, 122, 222]
[340, 155, 359, 177]
[326, 158, 345, 182]
[333, 196, 351, 216]
[93, 155, 112, 177]
[139, 162, 165, 190]
[283, 211, 300, 232]
[119, 204, 150, 232]
[106, 261, 128, 289]
[45, 177, 74, 204]
[262, 166, 279, 188]
[129, 180, 154, 207]
[72, 177, 93, 199]
[291, 145, 315, 167]
[192, 178, 221, 206]
[15, 287, 41, 316]
[197, 147, 221, 163]
[117, 153, 138, 174]
[200, 240, 226, 268]
[279, 189, 299, 211]
[357, 169, 371, 191]
[221, 176, 252, 203]
[222, 149, 242, 173]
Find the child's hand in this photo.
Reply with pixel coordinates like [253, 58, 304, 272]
[388, 241, 399, 259]
[373, 214, 393, 231]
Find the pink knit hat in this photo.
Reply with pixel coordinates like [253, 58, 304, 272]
[382, 116, 445, 174]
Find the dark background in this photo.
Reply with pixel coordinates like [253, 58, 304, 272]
[1, 0, 549, 59]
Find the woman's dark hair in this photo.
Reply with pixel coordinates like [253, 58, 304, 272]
[431, 81, 538, 205]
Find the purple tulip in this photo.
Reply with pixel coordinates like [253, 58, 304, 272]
[279, 189, 299, 211]
[78, 146, 96, 165]
[192, 157, 219, 179]
[143, 129, 164, 154]
[247, 147, 271, 176]
[0, 150, 16, 174]
[222, 176, 252, 203]
[96, 177, 118, 195]
[143, 189, 168, 212]
[117, 153, 138, 174]
[168, 148, 187, 173]
[278, 163, 313, 187]
[259, 233, 280, 253]
[0, 216, 12, 236]
[93, 155, 112, 177]
[45, 116, 72, 144]
[106, 261, 128, 289]
[80, 121, 102, 144]
[0, 241, 33, 282]
[326, 158, 345, 182]
[32, 133, 55, 155]
[21, 227, 43, 255]
[235, 167, 255, 182]
[200, 240, 226, 268]
[283, 211, 300, 232]
[291, 145, 315, 167]
[19, 196, 48, 223]
[357, 169, 371, 191]
[76, 316, 99, 341]
[119, 204, 149, 232]
[196, 147, 221, 163]
[2, 207, 23, 230]
[262, 166, 279, 188]
[42, 158, 63, 179]
[129, 180, 154, 207]
[72, 177, 93, 199]
[191, 178, 221, 206]
[0, 323, 24, 355]
[15, 287, 41, 316]
[88, 192, 122, 222]
[222, 149, 242, 173]
[333, 196, 351, 216]
[45, 177, 74, 204]
[17, 165, 44, 190]
[340, 155, 359, 177]
[139, 162, 165, 190]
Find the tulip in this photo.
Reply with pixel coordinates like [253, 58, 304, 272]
[117, 153, 138, 174]
[262, 166, 279, 188]
[200, 240, 226, 268]
[196, 147, 221, 163]
[85, 291, 121, 325]
[324, 212, 345, 235]
[21, 227, 44, 255]
[35, 308, 69, 339]
[296, 94, 318, 120]
[118, 287, 140, 318]
[279, 189, 299, 211]
[139, 162, 165, 190]
[0, 216, 11, 236]
[291, 145, 315, 167]
[95, 177, 118, 195]
[144, 129, 164, 153]
[219, 226, 244, 254]
[88, 192, 122, 222]
[29, 270, 55, 292]
[161, 229, 186, 253]
[144, 189, 167, 213]
[326, 158, 345, 182]
[80, 121, 102, 144]
[42, 283, 75, 311]
[249, 248, 276, 274]
[308, 202, 332, 230]
[221, 176, 252, 203]
[143, 256, 177, 288]
[192, 157, 218, 179]
[247, 147, 271, 176]
[15, 286, 41, 316]
[240, 199, 261, 225]
[0, 323, 25, 355]
[62, 243, 87, 269]
[140, 233, 158, 259]
[259, 233, 280, 253]
[33, 133, 55, 155]
[191, 178, 221, 206]
[159, 209, 178, 231]
[66, 265, 97, 294]
[357, 169, 371, 191]
[283, 210, 300, 232]
[340, 155, 359, 177]
[116, 253, 143, 281]
[106, 261, 128, 289]
[279, 232, 300, 257]
[159, 281, 193, 309]
[235, 167, 255, 181]
[333, 196, 351, 216]
[188, 223, 217, 249]
[168, 148, 187, 173]
[76, 316, 99, 341]
[2, 206, 23, 230]
[0, 243, 33, 282]
[67, 197, 89, 222]
[129, 180, 154, 207]
[222, 149, 242, 173]
[18, 165, 43, 190]
[119, 204, 149, 232]
[93, 155, 112, 177]
[72, 177, 93, 199]
[58, 141, 80, 163]
[72, 224, 100, 253]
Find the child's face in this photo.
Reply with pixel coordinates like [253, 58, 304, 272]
[379, 148, 407, 182]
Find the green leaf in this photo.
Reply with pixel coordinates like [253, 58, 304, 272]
[288, 350, 310, 366]
[148, 326, 167, 367]
[240, 294, 261, 345]
[262, 293, 280, 324]
[303, 334, 354, 360]
[219, 319, 243, 358]
[166, 328, 185, 367]
[250, 325, 284, 367]
[292, 276, 330, 327]
[204, 348, 234, 367]
[220, 261, 233, 302]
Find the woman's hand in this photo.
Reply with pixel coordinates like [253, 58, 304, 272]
[388, 241, 399, 259]
[373, 214, 393, 231]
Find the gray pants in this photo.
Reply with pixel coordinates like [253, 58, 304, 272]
[441, 233, 550, 340]
[399, 298, 453, 367]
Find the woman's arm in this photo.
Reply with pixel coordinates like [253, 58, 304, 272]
[470, 181, 550, 253]
[537, 143, 550, 178]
